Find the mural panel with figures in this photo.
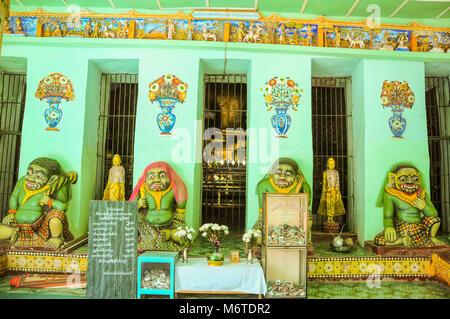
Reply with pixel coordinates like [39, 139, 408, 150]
[4, 9, 449, 54]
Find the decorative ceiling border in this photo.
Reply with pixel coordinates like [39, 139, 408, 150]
[4, 9, 450, 53]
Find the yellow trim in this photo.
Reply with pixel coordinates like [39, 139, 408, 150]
[269, 176, 302, 193]
[385, 186, 425, 206]
[144, 184, 172, 210]
[21, 182, 50, 208]
[176, 208, 186, 213]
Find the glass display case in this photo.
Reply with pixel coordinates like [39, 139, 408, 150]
[262, 247, 307, 298]
[263, 193, 308, 247]
[262, 193, 308, 298]
[137, 251, 179, 299]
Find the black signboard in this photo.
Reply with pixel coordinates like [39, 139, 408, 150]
[87, 200, 138, 299]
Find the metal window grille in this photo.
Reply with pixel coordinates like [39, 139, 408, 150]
[0, 73, 26, 219]
[94, 74, 138, 200]
[311, 77, 353, 232]
[425, 77, 450, 233]
[202, 74, 247, 235]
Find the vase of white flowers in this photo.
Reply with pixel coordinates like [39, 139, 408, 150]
[242, 229, 262, 264]
[174, 226, 196, 263]
[199, 223, 230, 266]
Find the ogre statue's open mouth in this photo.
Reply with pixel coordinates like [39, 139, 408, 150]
[274, 179, 290, 187]
[400, 183, 419, 194]
[25, 180, 37, 190]
[150, 182, 163, 191]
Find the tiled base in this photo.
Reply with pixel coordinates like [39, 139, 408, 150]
[308, 256, 431, 279]
[0, 254, 7, 275]
[7, 250, 87, 274]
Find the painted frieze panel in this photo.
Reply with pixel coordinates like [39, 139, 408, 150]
[4, 9, 450, 54]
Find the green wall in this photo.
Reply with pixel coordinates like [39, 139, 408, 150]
[358, 59, 430, 242]
[12, 49, 91, 238]
[1, 36, 449, 242]
[246, 54, 313, 230]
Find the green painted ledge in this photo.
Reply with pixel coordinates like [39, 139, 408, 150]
[3, 36, 450, 63]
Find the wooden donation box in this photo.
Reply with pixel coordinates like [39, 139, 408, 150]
[137, 251, 179, 299]
[262, 193, 308, 298]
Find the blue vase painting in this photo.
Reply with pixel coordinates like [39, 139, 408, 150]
[156, 98, 178, 135]
[149, 74, 188, 136]
[43, 96, 64, 131]
[381, 81, 414, 139]
[262, 76, 302, 138]
[388, 107, 407, 138]
[35, 72, 75, 131]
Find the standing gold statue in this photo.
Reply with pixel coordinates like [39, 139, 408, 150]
[103, 154, 125, 201]
[317, 158, 346, 231]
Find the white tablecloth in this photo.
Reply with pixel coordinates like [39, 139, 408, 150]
[175, 257, 267, 295]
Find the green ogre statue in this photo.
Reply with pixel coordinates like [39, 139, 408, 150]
[374, 163, 445, 247]
[129, 161, 188, 251]
[0, 157, 77, 249]
[254, 158, 312, 230]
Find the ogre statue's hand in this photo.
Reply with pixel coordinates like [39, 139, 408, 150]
[2, 213, 15, 226]
[384, 227, 397, 243]
[413, 198, 426, 211]
[138, 198, 147, 209]
[40, 194, 51, 206]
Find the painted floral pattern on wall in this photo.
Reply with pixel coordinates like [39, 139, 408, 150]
[262, 76, 302, 138]
[35, 72, 75, 131]
[148, 74, 188, 135]
[380, 80, 414, 138]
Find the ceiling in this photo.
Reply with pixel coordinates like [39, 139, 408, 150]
[10, 0, 450, 27]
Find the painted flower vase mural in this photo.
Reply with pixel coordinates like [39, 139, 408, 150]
[35, 72, 75, 131]
[381, 80, 415, 138]
[148, 74, 188, 135]
[262, 76, 302, 138]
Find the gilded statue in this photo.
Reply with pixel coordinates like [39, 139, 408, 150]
[102, 154, 125, 201]
[317, 158, 346, 225]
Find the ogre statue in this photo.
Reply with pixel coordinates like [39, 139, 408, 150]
[129, 161, 188, 251]
[255, 158, 312, 230]
[0, 157, 77, 249]
[374, 163, 445, 247]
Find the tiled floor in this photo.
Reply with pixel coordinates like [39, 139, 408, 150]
[0, 234, 448, 299]
[0, 275, 448, 299]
